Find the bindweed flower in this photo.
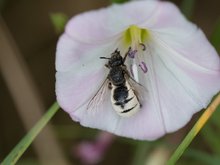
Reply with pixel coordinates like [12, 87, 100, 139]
[56, 0, 220, 140]
[73, 132, 115, 165]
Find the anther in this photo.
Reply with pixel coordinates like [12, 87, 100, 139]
[139, 43, 146, 51]
[139, 61, 148, 73]
[127, 47, 138, 59]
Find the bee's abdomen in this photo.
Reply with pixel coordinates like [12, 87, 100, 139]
[111, 82, 140, 117]
[113, 86, 128, 108]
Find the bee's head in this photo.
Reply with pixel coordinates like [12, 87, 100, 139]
[108, 49, 124, 67]
[100, 49, 124, 67]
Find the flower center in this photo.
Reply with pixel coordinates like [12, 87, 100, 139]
[122, 25, 150, 74]
[123, 25, 150, 51]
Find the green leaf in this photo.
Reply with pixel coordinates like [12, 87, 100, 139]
[201, 124, 220, 155]
[111, 0, 129, 4]
[181, 0, 196, 19]
[210, 19, 220, 51]
[50, 13, 68, 34]
[167, 94, 220, 165]
[1, 102, 60, 165]
[211, 105, 220, 128]
[201, 105, 220, 155]
[16, 158, 40, 165]
[131, 141, 151, 165]
[185, 149, 220, 165]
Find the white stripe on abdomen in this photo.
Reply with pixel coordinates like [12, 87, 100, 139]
[111, 81, 140, 117]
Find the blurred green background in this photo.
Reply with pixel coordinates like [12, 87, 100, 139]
[0, 0, 220, 165]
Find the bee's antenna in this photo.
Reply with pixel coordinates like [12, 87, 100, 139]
[111, 48, 120, 55]
[100, 57, 110, 60]
[115, 48, 120, 53]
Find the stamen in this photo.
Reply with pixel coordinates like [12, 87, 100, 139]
[128, 49, 138, 59]
[139, 62, 148, 73]
[139, 43, 146, 51]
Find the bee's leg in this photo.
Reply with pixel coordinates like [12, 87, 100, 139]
[123, 68, 131, 77]
[106, 75, 112, 89]
[105, 64, 110, 68]
[132, 90, 142, 108]
[124, 70, 145, 88]
[108, 82, 112, 89]
[123, 47, 131, 63]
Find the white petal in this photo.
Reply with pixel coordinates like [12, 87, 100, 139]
[56, 34, 118, 114]
[137, 1, 220, 132]
[72, 88, 166, 140]
[65, 1, 159, 43]
[56, 0, 220, 140]
[139, 35, 220, 133]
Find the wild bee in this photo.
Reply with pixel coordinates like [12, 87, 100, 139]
[87, 49, 145, 117]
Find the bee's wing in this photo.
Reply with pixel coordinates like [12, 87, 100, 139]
[126, 75, 148, 105]
[87, 78, 111, 112]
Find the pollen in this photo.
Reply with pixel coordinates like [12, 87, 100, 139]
[123, 25, 150, 49]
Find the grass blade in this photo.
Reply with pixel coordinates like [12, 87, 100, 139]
[167, 94, 220, 165]
[1, 102, 60, 165]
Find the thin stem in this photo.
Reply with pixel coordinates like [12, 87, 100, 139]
[167, 94, 220, 165]
[1, 102, 60, 165]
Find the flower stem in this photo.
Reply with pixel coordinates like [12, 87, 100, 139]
[1, 102, 60, 165]
[167, 94, 220, 165]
